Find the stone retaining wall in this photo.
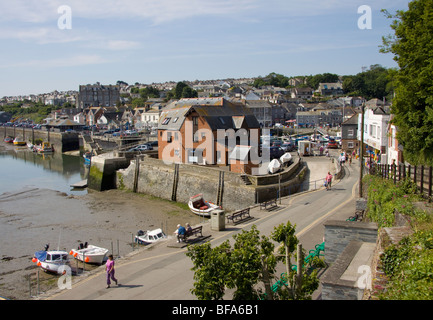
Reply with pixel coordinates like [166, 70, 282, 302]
[323, 220, 378, 265]
[116, 156, 307, 212]
[2, 127, 79, 152]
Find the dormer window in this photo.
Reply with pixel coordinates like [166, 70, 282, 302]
[162, 117, 171, 125]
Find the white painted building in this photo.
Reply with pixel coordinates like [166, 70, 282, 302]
[357, 106, 391, 164]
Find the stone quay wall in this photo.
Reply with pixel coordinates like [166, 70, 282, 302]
[116, 156, 307, 212]
[1, 127, 79, 153]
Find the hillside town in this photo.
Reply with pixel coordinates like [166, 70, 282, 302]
[0, 74, 397, 169]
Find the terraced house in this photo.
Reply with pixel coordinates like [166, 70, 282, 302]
[157, 98, 261, 174]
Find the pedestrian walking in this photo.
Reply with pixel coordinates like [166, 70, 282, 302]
[325, 171, 333, 191]
[106, 254, 118, 288]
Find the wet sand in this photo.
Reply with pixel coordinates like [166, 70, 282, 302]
[0, 186, 203, 300]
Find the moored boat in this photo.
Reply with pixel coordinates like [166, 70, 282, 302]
[280, 152, 292, 164]
[33, 245, 69, 274]
[188, 193, 220, 217]
[34, 141, 53, 153]
[4, 136, 13, 143]
[13, 137, 26, 146]
[134, 228, 167, 245]
[70, 242, 108, 265]
[268, 159, 281, 174]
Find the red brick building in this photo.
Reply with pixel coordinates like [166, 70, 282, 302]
[157, 98, 261, 173]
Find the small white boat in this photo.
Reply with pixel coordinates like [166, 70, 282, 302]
[188, 193, 220, 217]
[35, 141, 53, 153]
[135, 228, 167, 245]
[280, 152, 292, 164]
[268, 159, 281, 174]
[33, 245, 69, 274]
[27, 142, 35, 150]
[70, 243, 108, 265]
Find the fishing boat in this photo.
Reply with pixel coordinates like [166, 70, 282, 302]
[13, 137, 26, 146]
[134, 228, 167, 245]
[34, 141, 53, 153]
[4, 136, 13, 143]
[268, 159, 281, 174]
[188, 193, 220, 217]
[33, 245, 69, 274]
[70, 242, 108, 265]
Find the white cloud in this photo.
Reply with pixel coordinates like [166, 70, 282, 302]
[0, 0, 411, 25]
[0, 54, 109, 69]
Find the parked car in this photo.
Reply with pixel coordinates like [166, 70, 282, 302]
[262, 146, 285, 160]
[327, 138, 338, 149]
[147, 140, 158, 147]
[271, 140, 283, 147]
[131, 144, 153, 151]
[281, 142, 295, 152]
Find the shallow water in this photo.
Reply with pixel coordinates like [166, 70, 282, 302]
[0, 144, 87, 196]
[0, 142, 203, 299]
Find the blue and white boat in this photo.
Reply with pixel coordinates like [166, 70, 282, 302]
[33, 245, 69, 274]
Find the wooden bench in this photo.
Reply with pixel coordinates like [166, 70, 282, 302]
[183, 226, 203, 240]
[260, 199, 278, 211]
[292, 242, 325, 272]
[226, 208, 251, 224]
[346, 210, 363, 222]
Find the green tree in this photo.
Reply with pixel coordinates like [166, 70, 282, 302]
[305, 73, 339, 90]
[186, 222, 322, 300]
[139, 86, 160, 100]
[181, 86, 198, 98]
[381, 0, 433, 165]
[342, 65, 395, 100]
[253, 72, 290, 88]
[271, 221, 321, 300]
[186, 225, 276, 300]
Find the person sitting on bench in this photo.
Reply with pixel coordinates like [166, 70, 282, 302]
[175, 224, 186, 243]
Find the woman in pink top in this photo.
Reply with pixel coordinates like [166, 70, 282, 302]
[106, 254, 118, 288]
[326, 172, 333, 190]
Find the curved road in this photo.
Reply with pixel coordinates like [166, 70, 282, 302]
[47, 154, 360, 300]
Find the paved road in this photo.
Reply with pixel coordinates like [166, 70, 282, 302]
[45, 154, 360, 300]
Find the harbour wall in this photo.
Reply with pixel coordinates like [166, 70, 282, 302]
[2, 127, 79, 153]
[115, 156, 307, 212]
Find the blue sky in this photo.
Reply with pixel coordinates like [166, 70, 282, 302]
[0, 0, 411, 97]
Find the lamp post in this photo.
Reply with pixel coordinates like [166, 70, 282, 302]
[359, 103, 365, 198]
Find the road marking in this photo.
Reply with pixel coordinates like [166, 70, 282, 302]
[49, 168, 358, 299]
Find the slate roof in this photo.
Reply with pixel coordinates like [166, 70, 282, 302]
[158, 98, 260, 131]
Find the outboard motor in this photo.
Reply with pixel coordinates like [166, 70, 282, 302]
[44, 244, 50, 251]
